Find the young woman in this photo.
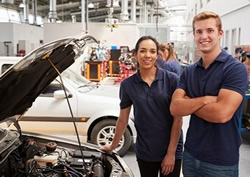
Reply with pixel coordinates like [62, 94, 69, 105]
[157, 43, 181, 76]
[100, 36, 183, 177]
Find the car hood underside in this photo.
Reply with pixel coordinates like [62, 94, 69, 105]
[0, 35, 98, 122]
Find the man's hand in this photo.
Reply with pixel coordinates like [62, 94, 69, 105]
[170, 88, 218, 116]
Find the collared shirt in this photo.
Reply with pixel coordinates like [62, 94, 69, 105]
[165, 59, 181, 76]
[179, 50, 248, 166]
[156, 56, 181, 76]
[120, 67, 183, 162]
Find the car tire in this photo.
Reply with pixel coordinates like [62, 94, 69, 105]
[90, 119, 132, 157]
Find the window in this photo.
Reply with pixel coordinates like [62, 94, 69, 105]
[195, 4, 197, 15]
[7, 9, 21, 23]
[221, 33, 224, 48]
[238, 28, 241, 45]
[225, 30, 230, 53]
[41, 81, 63, 97]
[0, 8, 9, 22]
[1, 64, 13, 74]
[0, 7, 21, 23]
[231, 29, 236, 55]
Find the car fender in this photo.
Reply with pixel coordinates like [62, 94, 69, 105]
[83, 108, 137, 143]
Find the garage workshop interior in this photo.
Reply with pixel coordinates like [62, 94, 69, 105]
[0, 0, 250, 177]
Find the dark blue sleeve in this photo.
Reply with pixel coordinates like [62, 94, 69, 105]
[119, 81, 133, 109]
[163, 61, 181, 76]
[178, 65, 188, 91]
[156, 56, 166, 68]
[167, 71, 180, 96]
[222, 62, 248, 97]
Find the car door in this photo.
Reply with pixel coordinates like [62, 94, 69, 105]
[18, 78, 79, 138]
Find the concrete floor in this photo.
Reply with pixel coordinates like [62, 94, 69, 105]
[122, 116, 250, 177]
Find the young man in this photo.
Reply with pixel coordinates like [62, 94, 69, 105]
[170, 11, 248, 177]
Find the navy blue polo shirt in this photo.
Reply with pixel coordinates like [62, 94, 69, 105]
[164, 60, 181, 76]
[120, 68, 183, 162]
[156, 56, 181, 76]
[179, 50, 248, 166]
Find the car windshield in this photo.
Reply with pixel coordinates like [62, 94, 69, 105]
[61, 69, 97, 92]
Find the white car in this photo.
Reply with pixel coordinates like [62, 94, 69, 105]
[18, 68, 136, 156]
[3, 42, 136, 157]
[0, 35, 134, 176]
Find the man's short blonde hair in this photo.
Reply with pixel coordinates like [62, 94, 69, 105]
[192, 11, 222, 33]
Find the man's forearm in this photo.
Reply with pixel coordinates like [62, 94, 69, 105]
[170, 96, 212, 116]
[194, 101, 235, 123]
[194, 89, 242, 123]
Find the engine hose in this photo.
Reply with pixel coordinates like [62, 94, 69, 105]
[93, 161, 104, 177]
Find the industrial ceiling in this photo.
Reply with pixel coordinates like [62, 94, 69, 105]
[0, 0, 187, 23]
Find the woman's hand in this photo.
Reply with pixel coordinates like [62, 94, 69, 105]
[161, 153, 175, 176]
[100, 145, 114, 152]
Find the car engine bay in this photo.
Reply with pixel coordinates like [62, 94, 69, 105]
[0, 35, 133, 177]
[0, 128, 126, 177]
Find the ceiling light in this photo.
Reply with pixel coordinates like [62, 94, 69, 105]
[19, 3, 24, 8]
[88, 3, 94, 9]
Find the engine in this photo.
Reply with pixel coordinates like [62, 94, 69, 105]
[0, 136, 123, 177]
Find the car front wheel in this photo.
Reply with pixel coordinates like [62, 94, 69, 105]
[90, 119, 132, 156]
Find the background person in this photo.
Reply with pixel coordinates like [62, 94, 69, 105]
[157, 43, 181, 76]
[242, 52, 250, 128]
[242, 52, 250, 83]
[100, 36, 183, 177]
[170, 11, 248, 177]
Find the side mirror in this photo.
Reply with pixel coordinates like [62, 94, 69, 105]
[53, 90, 71, 99]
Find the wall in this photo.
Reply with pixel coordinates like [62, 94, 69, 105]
[0, 6, 21, 23]
[88, 23, 139, 50]
[43, 22, 84, 44]
[185, 0, 250, 61]
[43, 21, 185, 61]
[43, 22, 140, 75]
[221, 5, 250, 53]
[12, 23, 43, 55]
[44, 22, 140, 50]
[186, 0, 249, 21]
[0, 22, 43, 56]
[0, 23, 14, 56]
[158, 14, 192, 61]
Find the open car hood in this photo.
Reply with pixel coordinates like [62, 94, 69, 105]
[0, 35, 98, 122]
